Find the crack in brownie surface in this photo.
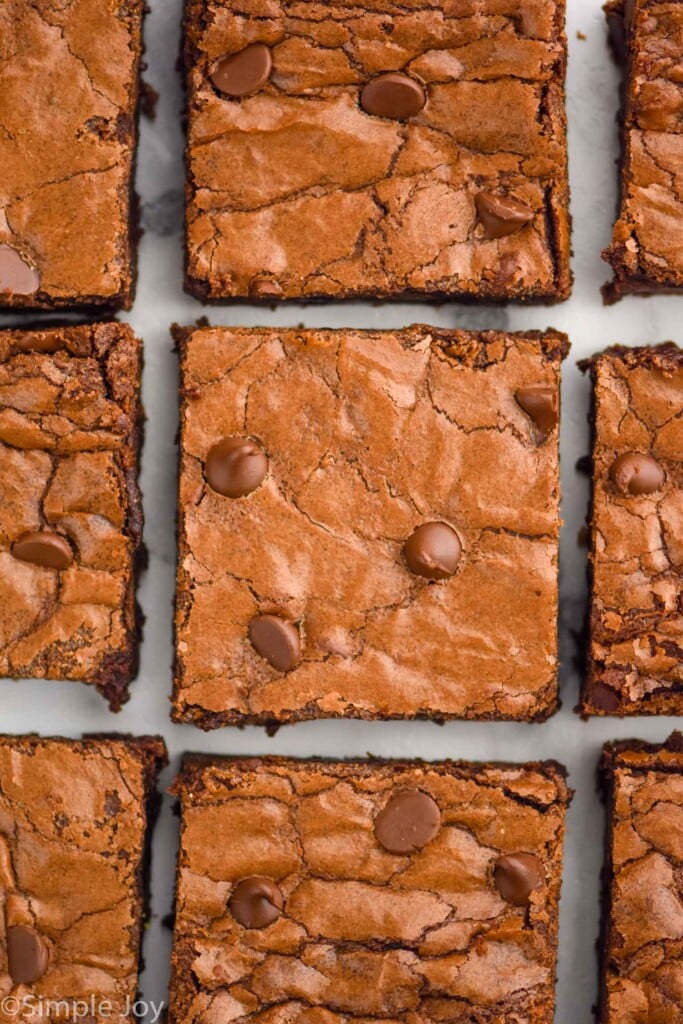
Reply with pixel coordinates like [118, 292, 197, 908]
[169, 756, 571, 1024]
[599, 735, 683, 1023]
[0, 323, 144, 709]
[580, 344, 683, 716]
[174, 324, 567, 727]
[602, 0, 683, 300]
[0, 1, 144, 309]
[184, 0, 571, 302]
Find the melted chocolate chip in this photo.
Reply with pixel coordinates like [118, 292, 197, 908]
[229, 877, 283, 928]
[11, 532, 73, 570]
[493, 852, 544, 906]
[7, 925, 49, 984]
[0, 245, 40, 295]
[205, 437, 267, 498]
[211, 43, 273, 97]
[590, 681, 621, 712]
[374, 789, 441, 854]
[249, 276, 283, 299]
[360, 73, 426, 120]
[475, 192, 535, 239]
[248, 614, 301, 672]
[403, 522, 461, 580]
[515, 387, 558, 437]
[609, 452, 665, 495]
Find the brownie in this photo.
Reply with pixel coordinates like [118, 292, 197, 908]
[602, 0, 683, 302]
[0, 322, 144, 710]
[169, 755, 571, 1024]
[173, 324, 568, 728]
[183, 0, 572, 303]
[579, 344, 683, 716]
[0, 2, 145, 310]
[0, 734, 167, 1012]
[598, 733, 683, 1023]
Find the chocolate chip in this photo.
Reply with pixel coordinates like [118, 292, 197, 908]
[249, 614, 301, 672]
[374, 790, 441, 854]
[360, 73, 426, 120]
[205, 436, 267, 498]
[403, 522, 461, 580]
[7, 925, 49, 984]
[229, 877, 283, 929]
[475, 192, 535, 239]
[493, 853, 544, 906]
[249, 276, 283, 299]
[211, 43, 272, 97]
[11, 532, 73, 570]
[609, 452, 665, 495]
[590, 681, 621, 712]
[515, 387, 558, 437]
[0, 245, 40, 295]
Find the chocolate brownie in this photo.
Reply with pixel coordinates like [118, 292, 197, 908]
[0, 1, 145, 310]
[169, 755, 571, 1024]
[173, 324, 568, 728]
[602, 0, 683, 301]
[598, 734, 683, 1023]
[0, 734, 167, 1014]
[579, 344, 683, 716]
[0, 322, 144, 710]
[183, 0, 572, 303]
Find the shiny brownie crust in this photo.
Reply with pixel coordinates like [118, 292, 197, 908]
[183, 0, 571, 303]
[173, 324, 568, 728]
[0, 322, 144, 709]
[169, 755, 571, 1024]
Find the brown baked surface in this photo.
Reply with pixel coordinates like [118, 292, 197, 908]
[580, 344, 683, 716]
[169, 755, 571, 1024]
[0, 1, 144, 310]
[183, 0, 571, 303]
[173, 324, 567, 728]
[602, 0, 683, 301]
[0, 734, 167, 1017]
[0, 322, 144, 710]
[599, 734, 683, 1022]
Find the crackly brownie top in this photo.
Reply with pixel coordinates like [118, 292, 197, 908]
[0, 323, 141, 701]
[0, 1, 143, 307]
[603, 0, 683, 294]
[184, 0, 570, 301]
[583, 344, 683, 714]
[171, 757, 570, 1023]
[602, 734, 683, 1023]
[0, 736, 164, 1018]
[175, 325, 567, 725]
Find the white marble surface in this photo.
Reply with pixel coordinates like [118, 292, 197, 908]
[2, 2, 682, 1021]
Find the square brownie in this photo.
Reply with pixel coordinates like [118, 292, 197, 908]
[169, 755, 570, 1024]
[174, 324, 567, 728]
[0, 322, 144, 710]
[602, 0, 683, 301]
[0, 1, 144, 310]
[598, 734, 683, 1023]
[579, 344, 683, 716]
[183, 0, 571, 303]
[0, 734, 167, 1009]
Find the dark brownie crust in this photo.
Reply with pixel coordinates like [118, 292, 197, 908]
[598, 734, 683, 1023]
[0, 322, 144, 709]
[183, 0, 572, 303]
[0, 1, 144, 310]
[602, 0, 683, 302]
[0, 734, 167, 1015]
[579, 344, 683, 716]
[173, 324, 568, 728]
[169, 755, 571, 1024]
